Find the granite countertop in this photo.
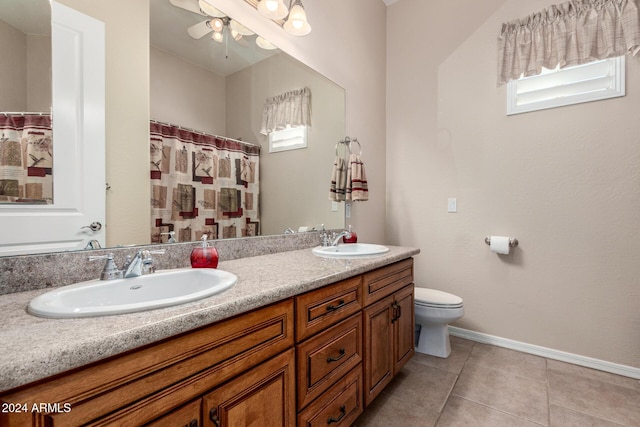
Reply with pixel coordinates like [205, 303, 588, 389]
[0, 245, 419, 392]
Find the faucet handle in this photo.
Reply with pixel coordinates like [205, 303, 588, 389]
[88, 253, 123, 280]
[141, 249, 166, 274]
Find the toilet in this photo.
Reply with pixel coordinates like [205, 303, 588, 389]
[414, 288, 464, 358]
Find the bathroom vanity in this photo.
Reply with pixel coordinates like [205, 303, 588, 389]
[0, 245, 418, 426]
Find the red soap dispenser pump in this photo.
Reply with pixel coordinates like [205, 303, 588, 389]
[191, 234, 219, 268]
[343, 225, 358, 244]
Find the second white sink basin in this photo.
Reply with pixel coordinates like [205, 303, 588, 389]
[312, 243, 390, 258]
[27, 268, 237, 318]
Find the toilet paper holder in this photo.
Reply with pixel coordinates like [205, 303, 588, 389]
[484, 236, 519, 248]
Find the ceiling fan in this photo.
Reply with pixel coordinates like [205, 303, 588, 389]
[169, 0, 270, 48]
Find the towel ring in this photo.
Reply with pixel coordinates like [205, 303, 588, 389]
[336, 136, 363, 157]
[349, 138, 363, 156]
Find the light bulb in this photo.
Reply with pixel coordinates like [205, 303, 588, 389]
[212, 31, 223, 42]
[283, 3, 311, 36]
[257, 0, 289, 20]
[266, 0, 278, 12]
[211, 18, 224, 31]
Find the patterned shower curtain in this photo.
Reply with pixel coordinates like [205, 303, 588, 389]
[150, 122, 260, 244]
[0, 114, 53, 203]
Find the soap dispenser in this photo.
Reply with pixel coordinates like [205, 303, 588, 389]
[191, 234, 219, 268]
[343, 225, 358, 244]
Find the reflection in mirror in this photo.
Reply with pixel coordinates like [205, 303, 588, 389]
[0, 0, 345, 256]
[0, 0, 53, 205]
[150, 0, 345, 241]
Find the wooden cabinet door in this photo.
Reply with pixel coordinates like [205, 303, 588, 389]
[362, 295, 394, 407]
[393, 284, 415, 374]
[203, 349, 295, 427]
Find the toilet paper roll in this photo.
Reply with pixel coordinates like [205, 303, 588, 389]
[490, 236, 510, 255]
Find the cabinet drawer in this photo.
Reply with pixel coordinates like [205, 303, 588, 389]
[295, 276, 362, 342]
[297, 364, 363, 427]
[1, 299, 294, 427]
[362, 259, 413, 306]
[296, 313, 362, 409]
[145, 398, 201, 427]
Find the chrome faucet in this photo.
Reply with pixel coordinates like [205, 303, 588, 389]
[122, 249, 166, 278]
[89, 249, 166, 280]
[330, 230, 352, 246]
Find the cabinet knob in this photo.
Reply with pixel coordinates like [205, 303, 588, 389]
[188, 419, 198, 427]
[327, 405, 346, 424]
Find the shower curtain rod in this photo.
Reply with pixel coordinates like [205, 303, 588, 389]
[2, 111, 51, 116]
[151, 119, 261, 148]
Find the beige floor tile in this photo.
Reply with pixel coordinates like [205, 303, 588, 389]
[452, 362, 548, 425]
[466, 342, 548, 382]
[548, 369, 640, 427]
[547, 359, 640, 391]
[353, 392, 438, 427]
[382, 358, 458, 413]
[550, 404, 627, 427]
[437, 396, 543, 427]
[411, 336, 474, 375]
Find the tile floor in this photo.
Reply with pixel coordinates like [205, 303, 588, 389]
[353, 337, 640, 427]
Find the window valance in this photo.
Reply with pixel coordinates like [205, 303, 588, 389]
[260, 87, 311, 135]
[498, 0, 640, 85]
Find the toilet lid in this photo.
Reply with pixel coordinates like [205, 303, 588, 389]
[415, 288, 463, 307]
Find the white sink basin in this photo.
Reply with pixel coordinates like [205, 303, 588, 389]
[312, 243, 390, 258]
[27, 268, 237, 318]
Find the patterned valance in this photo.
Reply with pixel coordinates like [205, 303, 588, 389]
[498, 0, 640, 84]
[260, 87, 311, 135]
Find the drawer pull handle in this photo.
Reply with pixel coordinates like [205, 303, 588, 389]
[326, 299, 345, 311]
[209, 408, 220, 427]
[327, 348, 346, 363]
[189, 419, 198, 427]
[327, 405, 346, 424]
[391, 301, 399, 323]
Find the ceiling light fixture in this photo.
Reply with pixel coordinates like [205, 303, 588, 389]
[257, 0, 289, 20]
[282, 0, 311, 36]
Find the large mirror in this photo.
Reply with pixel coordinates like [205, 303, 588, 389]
[0, 0, 345, 256]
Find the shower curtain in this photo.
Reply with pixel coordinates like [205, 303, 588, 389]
[150, 122, 260, 244]
[0, 114, 53, 203]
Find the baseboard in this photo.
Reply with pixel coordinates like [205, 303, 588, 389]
[449, 326, 640, 380]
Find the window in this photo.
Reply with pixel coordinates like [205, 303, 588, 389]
[507, 56, 625, 115]
[268, 126, 308, 153]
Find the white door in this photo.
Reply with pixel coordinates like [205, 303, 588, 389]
[0, 2, 105, 256]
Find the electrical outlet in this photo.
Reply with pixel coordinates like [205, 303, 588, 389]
[447, 198, 457, 213]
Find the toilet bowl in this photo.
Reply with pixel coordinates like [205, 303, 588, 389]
[414, 288, 464, 358]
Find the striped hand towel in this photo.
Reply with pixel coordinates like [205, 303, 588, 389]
[329, 156, 347, 201]
[346, 153, 368, 202]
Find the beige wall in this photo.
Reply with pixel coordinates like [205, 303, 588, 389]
[56, 0, 150, 247]
[0, 19, 27, 111]
[226, 53, 345, 234]
[150, 46, 226, 135]
[0, 21, 50, 112]
[387, 0, 640, 368]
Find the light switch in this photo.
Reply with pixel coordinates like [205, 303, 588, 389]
[447, 198, 457, 213]
[331, 201, 338, 212]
